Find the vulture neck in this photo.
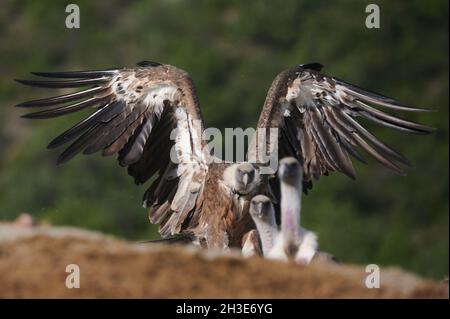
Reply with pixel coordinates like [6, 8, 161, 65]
[254, 214, 277, 256]
[280, 181, 301, 244]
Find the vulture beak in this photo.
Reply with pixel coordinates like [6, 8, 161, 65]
[242, 173, 249, 187]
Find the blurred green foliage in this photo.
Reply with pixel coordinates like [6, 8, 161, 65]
[0, 0, 448, 278]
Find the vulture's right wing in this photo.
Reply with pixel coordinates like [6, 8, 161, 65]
[16, 61, 208, 237]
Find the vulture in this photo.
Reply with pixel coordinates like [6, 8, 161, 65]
[249, 158, 318, 265]
[16, 61, 432, 252]
[246, 195, 276, 257]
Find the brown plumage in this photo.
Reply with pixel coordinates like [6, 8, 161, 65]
[193, 162, 267, 249]
[248, 63, 433, 194]
[16, 61, 433, 252]
[241, 229, 263, 257]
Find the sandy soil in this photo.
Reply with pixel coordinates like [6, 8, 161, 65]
[0, 220, 447, 298]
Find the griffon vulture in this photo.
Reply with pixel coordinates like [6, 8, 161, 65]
[16, 61, 432, 251]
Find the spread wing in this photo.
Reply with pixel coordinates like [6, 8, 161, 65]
[248, 63, 433, 193]
[16, 61, 208, 237]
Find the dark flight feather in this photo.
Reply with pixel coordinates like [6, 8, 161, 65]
[21, 97, 101, 119]
[31, 70, 117, 78]
[16, 86, 107, 108]
[15, 77, 109, 88]
[47, 100, 125, 149]
[136, 61, 163, 67]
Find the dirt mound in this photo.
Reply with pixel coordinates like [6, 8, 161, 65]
[0, 223, 447, 298]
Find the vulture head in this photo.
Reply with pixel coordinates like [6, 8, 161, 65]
[224, 162, 260, 194]
[277, 157, 302, 187]
[249, 195, 275, 222]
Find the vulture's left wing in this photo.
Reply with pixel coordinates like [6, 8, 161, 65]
[248, 63, 433, 193]
[16, 61, 208, 237]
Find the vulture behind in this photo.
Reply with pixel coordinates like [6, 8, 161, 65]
[248, 194, 277, 256]
[268, 157, 318, 264]
[249, 158, 318, 265]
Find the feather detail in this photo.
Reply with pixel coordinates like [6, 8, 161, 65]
[249, 63, 433, 191]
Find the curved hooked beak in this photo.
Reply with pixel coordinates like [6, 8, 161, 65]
[242, 173, 249, 188]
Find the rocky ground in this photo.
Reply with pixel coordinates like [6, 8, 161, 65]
[0, 215, 447, 298]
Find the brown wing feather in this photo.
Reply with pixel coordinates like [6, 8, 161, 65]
[17, 62, 208, 238]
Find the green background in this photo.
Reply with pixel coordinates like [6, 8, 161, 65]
[0, 0, 448, 279]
